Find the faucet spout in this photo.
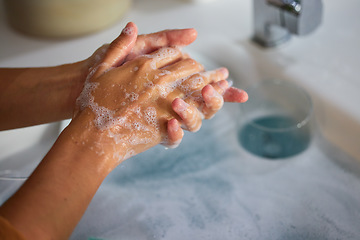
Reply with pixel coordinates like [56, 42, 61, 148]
[252, 0, 323, 47]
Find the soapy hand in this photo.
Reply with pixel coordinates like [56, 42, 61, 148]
[70, 22, 248, 165]
[0, 22, 248, 239]
[84, 24, 198, 74]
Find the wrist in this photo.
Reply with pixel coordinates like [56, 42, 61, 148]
[61, 108, 133, 173]
[59, 113, 117, 175]
[64, 107, 162, 171]
[64, 60, 89, 119]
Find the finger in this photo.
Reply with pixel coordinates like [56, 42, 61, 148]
[156, 58, 204, 85]
[223, 87, 249, 103]
[152, 58, 204, 99]
[211, 80, 229, 95]
[179, 67, 229, 92]
[172, 98, 202, 132]
[201, 84, 225, 119]
[162, 118, 184, 148]
[126, 28, 197, 61]
[87, 44, 109, 67]
[144, 47, 183, 70]
[105, 22, 138, 67]
[94, 22, 138, 77]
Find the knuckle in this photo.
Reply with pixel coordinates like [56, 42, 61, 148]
[184, 58, 203, 72]
[186, 74, 205, 90]
[134, 56, 152, 68]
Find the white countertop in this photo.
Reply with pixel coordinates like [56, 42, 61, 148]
[1, 0, 360, 239]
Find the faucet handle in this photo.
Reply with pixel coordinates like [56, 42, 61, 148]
[253, 0, 323, 47]
[267, 0, 302, 16]
[279, 0, 323, 35]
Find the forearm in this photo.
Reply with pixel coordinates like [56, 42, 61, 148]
[0, 61, 87, 130]
[0, 112, 117, 239]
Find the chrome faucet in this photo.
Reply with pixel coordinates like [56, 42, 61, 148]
[252, 0, 323, 47]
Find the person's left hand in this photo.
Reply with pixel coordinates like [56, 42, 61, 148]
[84, 24, 198, 76]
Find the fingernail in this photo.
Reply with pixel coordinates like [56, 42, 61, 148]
[206, 84, 215, 96]
[176, 99, 188, 113]
[122, 23, 135, 35]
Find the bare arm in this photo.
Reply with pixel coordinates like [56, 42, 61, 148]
[0, 26, 198, 131]
[0, 62, 87, 130]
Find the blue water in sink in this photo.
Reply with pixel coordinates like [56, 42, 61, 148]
[239, 115, 311, 159]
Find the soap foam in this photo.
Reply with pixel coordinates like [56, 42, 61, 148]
[129, 92, 139, 102]
[144, 107, 159, 129]
[91, 103, 117, 130]
[166, 139, 182, 149]
[175, 101, 201, 132]
[128, 135, 152, 146]
[161, 135, 182, 149]
[188, 75, 205, 89]
[145, 48, 178, 70]
[156, 75, 188, 98]
[158, 70, 172, 76]
[76, 48, 191, 161]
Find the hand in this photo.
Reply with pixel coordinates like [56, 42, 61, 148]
[69, 22, 247, 167]
[84, 24, 197, 76]
[73, 24, 198, 125]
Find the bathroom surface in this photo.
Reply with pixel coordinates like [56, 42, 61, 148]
[1, 0, 360, 239]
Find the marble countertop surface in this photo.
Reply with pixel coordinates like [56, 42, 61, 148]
[1, 0, 360, 239]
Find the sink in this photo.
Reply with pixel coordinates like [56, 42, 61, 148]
[2, 44, 360, 238]
[1, 0, 360, 238]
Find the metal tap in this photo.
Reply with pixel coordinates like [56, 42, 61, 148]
[252, 0, 323, 47]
